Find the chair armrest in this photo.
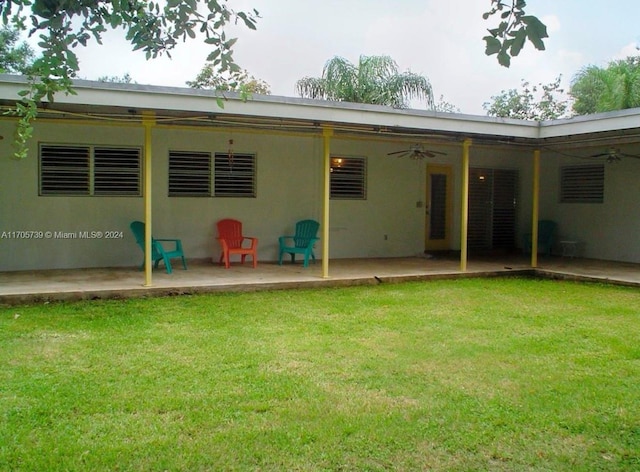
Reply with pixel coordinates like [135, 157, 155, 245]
[244, 237, 258, 249]
[155, 238, 183, 251]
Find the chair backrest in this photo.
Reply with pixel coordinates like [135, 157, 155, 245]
[538, 220, 557, 245]
[130, 221, 146, 249]
[294, 219, 320, 248]
[130, 221, 159, 257]
[217, 219, 244, 249]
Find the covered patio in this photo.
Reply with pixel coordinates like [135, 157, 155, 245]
[2, 256, 639, 305]
[3, 76, 640, 291]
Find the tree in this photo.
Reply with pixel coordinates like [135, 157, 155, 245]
[97, 73, 135, 84]
[296, 55, 434, 109]
[570, 57, 640, 115]
[0, 26, 35, 74]
[1, 1, 259, 158]
[432, 95, 460, 114]
[483, 76, 568, 121]
[187, 64, 270, 95]
[482, 0, 548, 67]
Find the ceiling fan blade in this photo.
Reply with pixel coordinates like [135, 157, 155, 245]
[619, 152, 640, 159]
[387, 150, 409, 156]
[590, 153, 610, 158]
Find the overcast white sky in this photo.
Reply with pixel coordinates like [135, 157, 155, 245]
[65, 0, 640, 115]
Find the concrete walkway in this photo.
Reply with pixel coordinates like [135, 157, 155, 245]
[1, 256, 639, 305]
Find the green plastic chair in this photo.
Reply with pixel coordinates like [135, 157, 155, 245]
[130, 221, 187, 274]
[278, 219, 320, 267]
[523, 220, 557, 256]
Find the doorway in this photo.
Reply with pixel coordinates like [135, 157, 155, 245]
[425, 164, 453, 251]
[468, 168, 519, 253]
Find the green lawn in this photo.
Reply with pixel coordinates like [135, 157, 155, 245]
[1, 278, 639, 471]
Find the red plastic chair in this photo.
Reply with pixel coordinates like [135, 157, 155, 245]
[216, 219, 258, 269]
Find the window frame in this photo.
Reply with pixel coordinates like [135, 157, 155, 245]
[39, 143, 142, 197]
[167, 150, 257, 198]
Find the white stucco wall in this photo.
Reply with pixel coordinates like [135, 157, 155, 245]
[539, 152, 640, 263]
[2, 117, 639, 270]
[0, 120, 435, 270]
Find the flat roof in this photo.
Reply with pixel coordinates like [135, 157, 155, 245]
[2, 74, 640, 148]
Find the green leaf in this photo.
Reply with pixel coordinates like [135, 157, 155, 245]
[483, 36, 502, 56]
[526, 28, 547, 51]
[522, 15, 548, 50]
[510, 28, 527, 57]
[497, 49, 511, 68]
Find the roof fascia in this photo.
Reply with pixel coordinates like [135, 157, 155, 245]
[4, 75, 640, 142]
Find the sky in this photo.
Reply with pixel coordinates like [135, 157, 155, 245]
[58, 1, 640, 115]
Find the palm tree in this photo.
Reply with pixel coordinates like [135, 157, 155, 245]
[571, 57, 640, 115]
[296, 55, 434, 109]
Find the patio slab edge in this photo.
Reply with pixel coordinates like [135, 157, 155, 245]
[0, 269, 535, 306]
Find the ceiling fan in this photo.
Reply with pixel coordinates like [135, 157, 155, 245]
[589, 147, 640, 163]
[387, 144, 447, 160]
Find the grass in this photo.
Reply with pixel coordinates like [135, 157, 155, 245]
[1, 277, 640, 471]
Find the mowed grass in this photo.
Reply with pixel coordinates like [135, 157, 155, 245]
[1, 277, 640, 471]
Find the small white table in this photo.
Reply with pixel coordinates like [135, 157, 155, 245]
[560, 240, 579, 258]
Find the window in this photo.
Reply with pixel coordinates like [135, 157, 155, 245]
[214, 152, 256, 197]
[330, 156, 366, 199]
[40, 145, 90, 195]
[168, 151, 211, 196]
[168, 151, 256, 198]
[560, 164, 604, 203]
[94, 148, 142, 196]
[39, 144, 141, 196]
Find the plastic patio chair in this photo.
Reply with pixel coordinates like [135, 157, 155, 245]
[523, 220, 557, 256]
[130, 221, 187, 274]
[216, 218, 258, 269]
[278, 219, 320, 268]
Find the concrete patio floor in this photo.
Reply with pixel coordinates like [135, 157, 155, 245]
[2, 255, 640, 305]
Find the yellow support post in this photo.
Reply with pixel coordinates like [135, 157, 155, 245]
[142, 112, 155, 287]
[460, 139, 471, 272]
[531, 149, 541, 268]
[322, 127, 333, 278]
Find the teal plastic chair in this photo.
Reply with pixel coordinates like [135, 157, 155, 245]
[130, 221, 187, 274]
[278, 219, 320, 267]
[523, 220, 557, 256]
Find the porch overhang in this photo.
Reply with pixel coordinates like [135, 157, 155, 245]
[3, 74, 640, 149]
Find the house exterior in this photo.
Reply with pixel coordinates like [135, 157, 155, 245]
[1, 74, 640, 275]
